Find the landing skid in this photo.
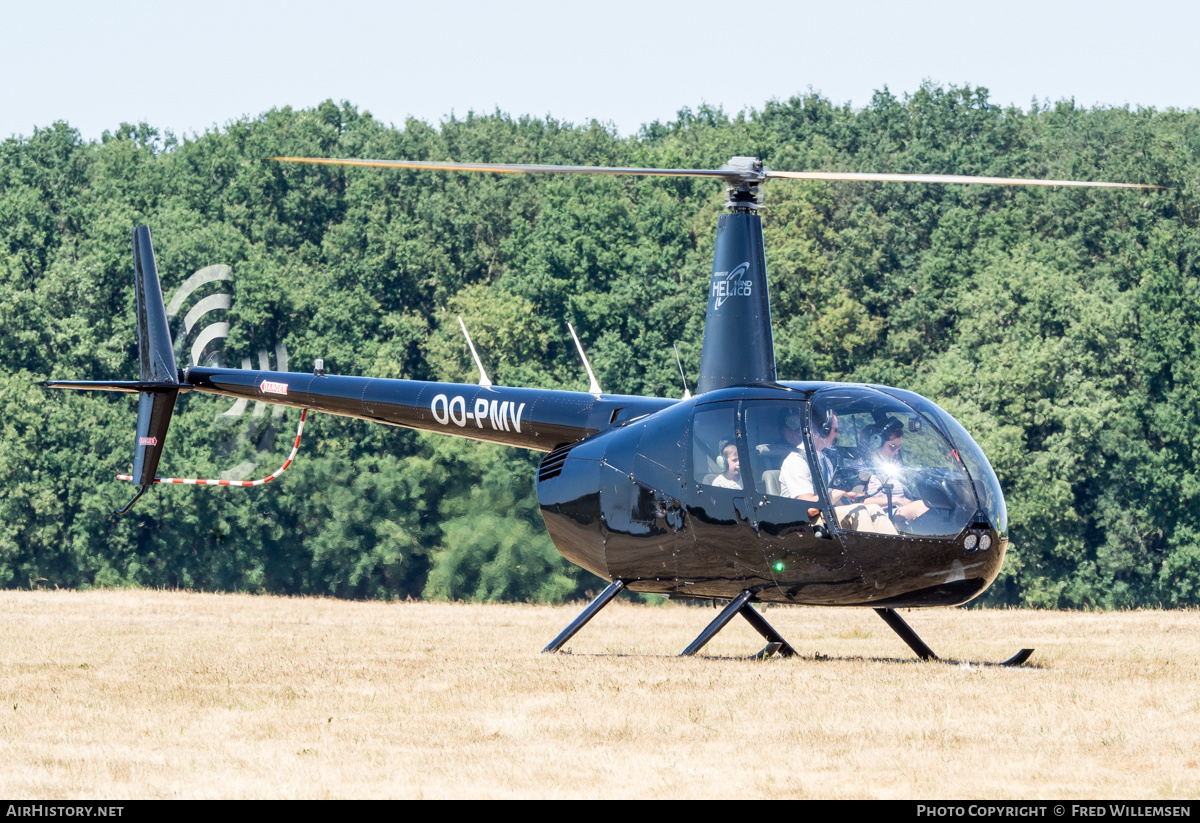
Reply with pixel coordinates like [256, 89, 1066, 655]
[874, 608, 1034, 667]
[541, 586, 1032, 666]
[542, 583, 796, 659]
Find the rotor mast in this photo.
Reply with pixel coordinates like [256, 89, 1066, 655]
[695, 157, 777, 393]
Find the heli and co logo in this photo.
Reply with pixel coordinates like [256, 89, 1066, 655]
[260, 380, 288, 396]
[711, 262, 752, 308]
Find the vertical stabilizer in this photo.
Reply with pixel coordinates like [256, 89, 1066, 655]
[696, 213, 776, 393]
[129, 227, 179, 489]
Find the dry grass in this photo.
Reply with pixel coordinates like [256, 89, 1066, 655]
[0, 589, 1196, 799]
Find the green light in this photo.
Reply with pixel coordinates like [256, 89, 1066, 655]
[772, 561, 785, 572]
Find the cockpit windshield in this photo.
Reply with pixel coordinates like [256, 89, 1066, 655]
[745, 387, 985, 538]
[878, 387, 1008, 536]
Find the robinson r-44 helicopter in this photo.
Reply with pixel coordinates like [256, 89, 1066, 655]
[42, 155, 1161, 665]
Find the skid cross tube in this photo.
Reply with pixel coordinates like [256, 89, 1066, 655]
[681, 592, 763, 657]
[542, 579, 626, 653]
[681, 590, 755, 656]
[681, 591, 798, 658]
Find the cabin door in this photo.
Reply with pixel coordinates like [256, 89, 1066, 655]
[684, 403, 773, 582]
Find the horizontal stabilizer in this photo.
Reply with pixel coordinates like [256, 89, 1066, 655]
[38, 379, 187, 394]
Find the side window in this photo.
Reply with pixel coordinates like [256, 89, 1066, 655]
[743, 402, 815, 500]
[691, 407, 743, 491]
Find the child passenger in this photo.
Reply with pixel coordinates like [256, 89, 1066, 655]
[712, 441, 742, 490]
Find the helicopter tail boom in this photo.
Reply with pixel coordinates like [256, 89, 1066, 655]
[181, 366, 675, 453]
[40, 225, 683, 514]
[40, 224, 678, 512]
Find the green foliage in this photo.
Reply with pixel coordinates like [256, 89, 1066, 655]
[3, 87, 1199, 606]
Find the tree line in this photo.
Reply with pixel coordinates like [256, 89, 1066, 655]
[2, 85, 1199, 608]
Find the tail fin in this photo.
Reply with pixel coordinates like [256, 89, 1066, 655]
[39, 227, 182, 511]
[128, 226, 180, 497]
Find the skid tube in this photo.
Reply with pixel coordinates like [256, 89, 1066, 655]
[875, 608, 1034, 667]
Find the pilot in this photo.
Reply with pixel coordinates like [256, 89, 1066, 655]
[779, 406, 897, 535]
[711, 441, 743, 490]
[860, 418, 930, 523]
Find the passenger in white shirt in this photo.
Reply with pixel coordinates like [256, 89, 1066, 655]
[779, 409, 896, 535]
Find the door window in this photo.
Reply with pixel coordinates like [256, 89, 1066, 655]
[692, 406, 745, 490]
[743, 401, 818, 501]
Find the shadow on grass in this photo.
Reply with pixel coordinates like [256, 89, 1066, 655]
[550, 649, 1047, 668]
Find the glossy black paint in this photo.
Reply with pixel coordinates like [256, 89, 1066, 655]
[146, 364, 1008, 609]
[130, 227, 179, 487]
[536, 384, 1006, 609]
[182, 366, 675, 453]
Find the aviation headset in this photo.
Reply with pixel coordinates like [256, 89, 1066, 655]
[812, 406, 835, 440]
[869, 418, 904, 451]
[715, 439, 736, 473]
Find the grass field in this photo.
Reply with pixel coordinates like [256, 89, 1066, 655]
[0, 589, 1196, 799]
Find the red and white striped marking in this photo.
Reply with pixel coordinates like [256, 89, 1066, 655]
[119, 409, 308, 486]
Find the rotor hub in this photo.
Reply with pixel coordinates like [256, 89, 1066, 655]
[718, 156, 766, 211]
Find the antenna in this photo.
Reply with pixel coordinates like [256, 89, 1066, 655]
[673, 344, 692, 400]
[567, 322, 602, 397]
[458, 316, 492, 388]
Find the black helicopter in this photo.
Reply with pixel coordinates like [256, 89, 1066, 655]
[41, 155, 1160, 664]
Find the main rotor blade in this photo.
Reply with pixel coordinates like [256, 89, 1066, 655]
[764, 170, 1165, 189]
[271, 156, 1165, 190]
[271, 156, 729, 179]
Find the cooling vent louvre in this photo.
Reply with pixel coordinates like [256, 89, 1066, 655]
[538, 443, 575, 482]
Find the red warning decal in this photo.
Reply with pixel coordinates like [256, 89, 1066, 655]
[139, 437, 157, 446]
[260, 380, 288, 395]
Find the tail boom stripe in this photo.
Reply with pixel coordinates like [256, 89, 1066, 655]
[118, 409, 309, 487]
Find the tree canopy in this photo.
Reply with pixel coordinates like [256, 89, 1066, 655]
[3, 86, 1199, 608]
